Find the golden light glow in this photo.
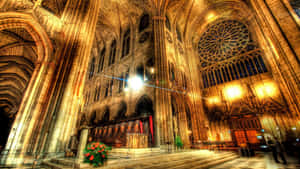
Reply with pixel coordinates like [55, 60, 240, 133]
[188, 92, 201, 100]
[255, 82, 277, 99]
[223, 85, 243, 101]
[206, 12, 217, 22]
[207, 96, 220, 105]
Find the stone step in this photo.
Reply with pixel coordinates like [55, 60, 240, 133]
[110, 148, 161, 153]
[143, 152, 237, 169]
[193, 154, 239, 169]
[139, 156, 208, 169]
[176, 153, 238, 169]
[50, 158, 77, 167]
[103, 151, 236, 169]
[42, 160, 73, 169]
[106, 150, 191, 165]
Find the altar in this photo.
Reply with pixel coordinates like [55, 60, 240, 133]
[126, 133, 148, 148]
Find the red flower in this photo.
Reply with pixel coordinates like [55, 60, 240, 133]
[85, 153, 90, 157]
[91, 147, 95, 150]
[89, 155, 94, 161]
[102, 154, 105, 158]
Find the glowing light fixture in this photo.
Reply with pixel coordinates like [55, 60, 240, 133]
[150, 67, 155, 74]
[128, 75, 144, 91]
[255, 82, 277, 99]
[292, 127, 296, 131]
[124, 87, 129, 92]
[207, 96, 220, 105]
[223, 85, 243, 101]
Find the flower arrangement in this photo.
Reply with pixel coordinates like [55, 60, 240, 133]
[83, 142, 111, 167]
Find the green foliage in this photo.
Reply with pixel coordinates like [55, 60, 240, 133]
[175, 136, 183, 148]
[83, 142, 111, 167]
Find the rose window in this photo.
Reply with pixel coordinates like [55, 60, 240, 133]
[198, 20, 249, 63]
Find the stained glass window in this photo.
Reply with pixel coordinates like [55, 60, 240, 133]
[198, 20, 268, 88]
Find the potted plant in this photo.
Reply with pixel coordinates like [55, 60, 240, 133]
[84, 142, 111, 167]
[175, 136, 183, 150]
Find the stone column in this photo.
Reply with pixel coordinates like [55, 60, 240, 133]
[1, 60, 55, 165]
[77, 127, 89, 163]
[153, 15, 174, 147]
[44, 0, 101, 155]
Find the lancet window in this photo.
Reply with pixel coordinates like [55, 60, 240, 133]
[125, 69, 129, 88]
[109, 40, 116, 66]
[109, 80, 114, 96]
[139, 14, 150, 32]
[96, 85, 101, 101]
[197, 20, 268, 88]
[122, 29, 131, 58]
[104, 83, 109, 98]
[89, 57, 95, 79]
[169, 63, 175, 81]
[176, 26, 182, 42]
[98, 47, 105, 72]
[94, 88, 98, 102]
[165, 16, 171, 30]
[118, 74, 124, 93]
[185, 105, 192, 131]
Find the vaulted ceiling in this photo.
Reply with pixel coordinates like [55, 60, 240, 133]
[0, 28, 36, 118]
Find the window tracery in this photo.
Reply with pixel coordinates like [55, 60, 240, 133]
[198, 20, 268, 88]
[290, 0, 300, 17]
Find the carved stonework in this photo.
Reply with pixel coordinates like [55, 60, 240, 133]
[3, 0, 34, 12]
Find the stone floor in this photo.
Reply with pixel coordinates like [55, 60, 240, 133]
[2, 150, 300, 169]
[211, 152, 300, 169]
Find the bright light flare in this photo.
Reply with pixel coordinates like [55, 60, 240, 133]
[128, 76, 144, 91]
[223, 85, 243, 101]
[255, 82, 277, 99]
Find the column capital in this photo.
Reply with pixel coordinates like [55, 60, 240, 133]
[80, 125, 91, 130]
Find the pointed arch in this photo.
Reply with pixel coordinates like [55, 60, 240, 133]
[134, 95, 154, 117]
[139, 14, 150, 32]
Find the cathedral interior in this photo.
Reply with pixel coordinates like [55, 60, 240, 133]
[0, 0, 300, 168]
